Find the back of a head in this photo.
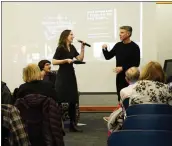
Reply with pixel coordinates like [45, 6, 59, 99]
[23, 63, 41, 82]
[139, 61, 166, 83]
[125, 67, 140, 83]
[38, 60, 51, 71]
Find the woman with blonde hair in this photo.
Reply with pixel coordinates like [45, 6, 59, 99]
[129, 61, 172, 105]
[17, 63, 57, 100]
[15, 63, 65, 146]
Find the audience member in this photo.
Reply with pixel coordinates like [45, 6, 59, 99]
[15, 63, 65, 145]
[129, 61, 172, 105]
[1, 104, 31, 146]
[103, 67, 140, 122]
[1, 81, 14, 104]
[38, 59, 56, 86]
[16, 63, 57, 101]
[120, 67, 140, 102]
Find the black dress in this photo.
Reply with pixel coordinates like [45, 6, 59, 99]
[53, 45, 79, 103]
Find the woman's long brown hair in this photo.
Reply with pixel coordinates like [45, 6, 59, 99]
[58, 29, 71, 51]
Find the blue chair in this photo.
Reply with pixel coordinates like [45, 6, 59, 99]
[126, 104, 172, 116]
[122, 115, 172, 131]
[108, 130, 172, 146]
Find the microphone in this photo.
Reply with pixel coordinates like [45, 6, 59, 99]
[77, 40, 91, 47]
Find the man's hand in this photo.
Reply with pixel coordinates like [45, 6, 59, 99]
[102, 44, 107, 49]
[113, 67, 123, 74]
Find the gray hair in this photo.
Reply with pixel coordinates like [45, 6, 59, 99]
[125, 67, 140, 82]
[120, 26, 132, 37]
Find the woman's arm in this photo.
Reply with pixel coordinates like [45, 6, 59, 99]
[52, 59, 68, 65]
[75, 43, 85, 61]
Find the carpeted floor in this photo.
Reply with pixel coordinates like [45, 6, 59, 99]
[64, 113, 110, 146]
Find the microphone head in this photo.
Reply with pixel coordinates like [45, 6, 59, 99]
[76, 39, 91, 47]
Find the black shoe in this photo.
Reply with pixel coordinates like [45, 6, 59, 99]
[69, 123, 83, 132]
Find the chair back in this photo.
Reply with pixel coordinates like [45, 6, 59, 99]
[108, 130, 172, 146]
[126, 104, 172, 116]
[122, 115, 172, 131]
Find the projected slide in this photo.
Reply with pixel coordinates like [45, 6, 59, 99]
[87, 9, 116, 39]
[3, 2, 142, 64]
[2, 2, 144, 92]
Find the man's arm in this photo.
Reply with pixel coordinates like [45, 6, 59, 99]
[102, 44, 117, 60]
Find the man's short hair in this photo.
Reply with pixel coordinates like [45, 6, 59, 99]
[120, 26, 132, 37]
[125, 67, 140, 82]
[38, 60, 51, 71]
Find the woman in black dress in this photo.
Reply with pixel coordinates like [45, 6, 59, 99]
[52, 30, 85, 132]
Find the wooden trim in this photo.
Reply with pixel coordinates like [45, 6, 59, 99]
[79, 106, 117, 112]
[156, 2, 172, 4]
[80, 92, 117, 95]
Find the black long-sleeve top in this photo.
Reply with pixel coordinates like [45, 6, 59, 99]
[17, 80, 57, 101]
[102, 41, 140, 72]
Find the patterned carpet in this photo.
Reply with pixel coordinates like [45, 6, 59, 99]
[64, 113, 110, 146]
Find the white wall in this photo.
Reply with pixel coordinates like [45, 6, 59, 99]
[140, 3, 157, 68]
[156, 4, 172, 66]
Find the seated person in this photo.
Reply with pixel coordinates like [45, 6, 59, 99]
[129, 61, 172, 106]
[1, 104, 30, 146]
[16, 63, 57, 101]
[38, 60, 56, 86]
[1, 81, 14, 104]
[103, 67, 140, 122]
[120, 67, 140, 102]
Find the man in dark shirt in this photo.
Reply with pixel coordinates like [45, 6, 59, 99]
[102, 26, 140, 103]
